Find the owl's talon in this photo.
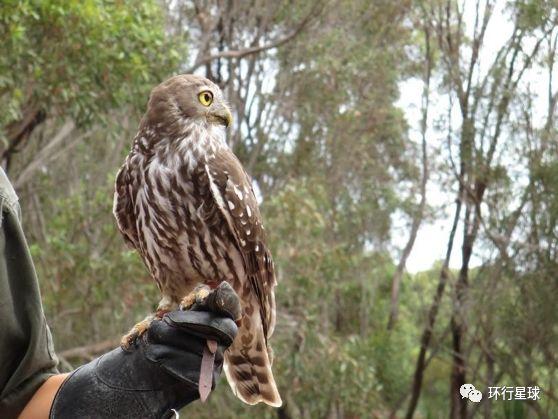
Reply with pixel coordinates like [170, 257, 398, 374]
[179, 294, 196, 311]
[195, 285, 211, 304]
[180, 282, 241, 321]
[121, 329, 139, 350]
[180, 284, 211, 310]
[121, 317, 153, 350]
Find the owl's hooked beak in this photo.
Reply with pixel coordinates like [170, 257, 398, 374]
[210, 104, 233, 128]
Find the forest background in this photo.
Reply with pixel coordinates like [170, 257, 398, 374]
[1, 0, 557, 417]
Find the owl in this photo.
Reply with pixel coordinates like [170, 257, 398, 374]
[113, 74, 281, 407]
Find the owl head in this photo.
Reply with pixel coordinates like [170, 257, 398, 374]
[142, 74, 232, 133]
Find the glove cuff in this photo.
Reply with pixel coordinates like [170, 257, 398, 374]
[49, 348, 197, 419]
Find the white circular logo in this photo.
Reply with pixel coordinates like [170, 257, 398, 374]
[460, 384, 483, 403]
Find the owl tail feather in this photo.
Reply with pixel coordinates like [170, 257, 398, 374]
[223, 321, 282, 407]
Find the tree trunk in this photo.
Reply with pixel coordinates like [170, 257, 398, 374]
[449, 231, 472, 419]
[2, 103, 46, 170]
[405, 189, 462, 418]
[449, 179, 485, 418]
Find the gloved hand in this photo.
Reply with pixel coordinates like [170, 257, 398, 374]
[49, 308, 238, 419]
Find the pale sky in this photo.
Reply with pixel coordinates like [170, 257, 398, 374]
[393, 1, 552, 273]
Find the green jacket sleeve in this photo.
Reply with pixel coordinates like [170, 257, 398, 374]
[0, 168, 59, 418]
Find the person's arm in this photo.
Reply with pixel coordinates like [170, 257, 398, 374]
[18, 374, 68, 419]
[0, 168, 60, 419]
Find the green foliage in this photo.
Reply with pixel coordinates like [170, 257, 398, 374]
[513, 0, 557, 31]
[30, 173, 157, 349]
[0, 0, 184, 140]
[2, 0, 558, 417]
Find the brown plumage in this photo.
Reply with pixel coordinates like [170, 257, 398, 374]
[113, 74, 281, 406]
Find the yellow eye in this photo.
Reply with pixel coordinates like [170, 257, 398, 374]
[198, 90, 213, 106]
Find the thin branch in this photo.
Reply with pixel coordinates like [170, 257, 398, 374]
[387, 23, 431, 330]
[14, 120, 75, 189]
[186, 5, 316, 74]
[58, 338, 119, 361]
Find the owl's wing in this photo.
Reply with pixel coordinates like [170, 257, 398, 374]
[113, 162, 139, 249]
[205, 148, 277, 339]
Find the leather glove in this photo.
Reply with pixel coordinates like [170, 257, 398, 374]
[49, 309, 237, 419]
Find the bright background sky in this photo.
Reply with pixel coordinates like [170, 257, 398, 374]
[392, 1, 551, 273]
